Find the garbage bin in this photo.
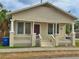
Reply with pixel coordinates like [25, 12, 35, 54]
[2, 37, 9, 46]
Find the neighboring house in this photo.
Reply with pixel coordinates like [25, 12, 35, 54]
[9, 2, 77, 47]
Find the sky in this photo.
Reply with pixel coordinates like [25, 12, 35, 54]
[0, 0, 79, 17]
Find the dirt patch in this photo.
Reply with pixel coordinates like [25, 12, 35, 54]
[0, 50, 79, 59]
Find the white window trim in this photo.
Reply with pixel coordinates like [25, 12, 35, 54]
[53, 24, 54, 35]
[16, 21, 31, 35]
[48, 23, 59, 35]
[55, 23, 57, 35]
[57, 24, 60, 34]
[34, 23, 41, 35]
[16, 22, 18, 34]
[24, 22, 25, 34]
[25, 22, 31, 34]
[16, 22, 24, 34]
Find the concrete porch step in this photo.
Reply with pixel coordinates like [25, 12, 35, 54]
[41, 42, 54, 47]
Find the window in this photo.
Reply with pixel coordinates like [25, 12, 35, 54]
[57, 24, 59, 34]
[48, 23, 59, 35]
[48, 24, 53, 34]
[25, 23, 31, 34]
[17, 22, 31, 34]
[17, 22, 24, 34]
[54, 24, 56, 34]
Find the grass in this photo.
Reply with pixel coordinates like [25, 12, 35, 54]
[0, 45, 38, 49]
[0, 45, 9, 48]
[0, 43, 9, 48]
[0, 43, 36, 48]
[76, 40, 79, 47]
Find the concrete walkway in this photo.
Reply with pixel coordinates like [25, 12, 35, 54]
[0, 48, 79, 59]
[0, 47, 79, 53]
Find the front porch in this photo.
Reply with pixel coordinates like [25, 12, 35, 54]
[9, 20, 75, 47]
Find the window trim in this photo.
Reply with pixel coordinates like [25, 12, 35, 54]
[16, 22, 24, 34]
[48, 23, 59, 35]
[25, 22, 31, 34]
[16, 21, 31, 35]
[24, 22, 25, 34]
[48, 23, 53, 34]
[34, 23, 41, 35]
[57, 24, 60, 34]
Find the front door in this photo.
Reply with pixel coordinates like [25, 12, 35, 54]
[34, 24, 40, 47]
[34, 24, 40, 35]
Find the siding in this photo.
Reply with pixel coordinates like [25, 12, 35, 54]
[12, 6, 74, 23]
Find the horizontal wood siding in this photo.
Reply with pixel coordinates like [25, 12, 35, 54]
[12, 6, 74, 23]
[14, 35, 32, 47]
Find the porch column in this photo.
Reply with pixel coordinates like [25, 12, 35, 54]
[55, 23, 57, 35]
[55, 23, 58, 46]
[72, 23, 75, 46]
[10, 19, 14, 47]
[32, 22, 36, 46]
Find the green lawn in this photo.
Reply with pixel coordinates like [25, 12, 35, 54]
[0, 45, 36, 48]
[0, 45, 9, 48]
[76, 40, 79, 47]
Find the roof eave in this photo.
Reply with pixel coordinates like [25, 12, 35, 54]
[8, 2, 77, 20]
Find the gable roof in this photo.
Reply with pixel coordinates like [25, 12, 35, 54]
[9, 2, 77, 20]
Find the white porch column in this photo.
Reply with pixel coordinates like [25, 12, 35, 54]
[55, 23, 57, 35]
[55, 23, 58, 46]
[10, 19, 14, 47]
[53, 24, 54, 35]
[32, 22, 36, 46]
[72, 23, 75, 46]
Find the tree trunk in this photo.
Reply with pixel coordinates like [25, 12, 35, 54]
[1, 20, 9, 38]
[0, 23, 3, 43]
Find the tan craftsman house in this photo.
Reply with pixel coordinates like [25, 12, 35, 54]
[9, 2, 77, 47]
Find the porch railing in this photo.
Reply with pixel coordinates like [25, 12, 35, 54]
[14, 35, 32, 47]
[50, 34, 74, 47]
[32, 33, 42, 47]
[50, 35, 58, 46]
[38, 34, 42, 46]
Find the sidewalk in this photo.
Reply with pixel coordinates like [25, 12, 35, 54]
[0, 47, 79, 59]
[0, 47, 79, 53]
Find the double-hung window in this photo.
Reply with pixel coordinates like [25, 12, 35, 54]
[48, 24, 53, 34]
[48, 23, 59, 35]
[17, 22, 24, 34]
[25, 23, 31, 34]
[17, 22, 31, 34]
[57, 24, 59, 34]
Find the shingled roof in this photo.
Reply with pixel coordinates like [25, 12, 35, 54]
[9, 2, 77, 20]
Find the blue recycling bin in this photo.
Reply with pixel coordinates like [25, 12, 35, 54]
[2, 37, 9, 46]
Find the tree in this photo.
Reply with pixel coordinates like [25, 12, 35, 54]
[66, 24, 72, 35]
[75, 21, 79, 29]
[0, 3, 10, 41]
